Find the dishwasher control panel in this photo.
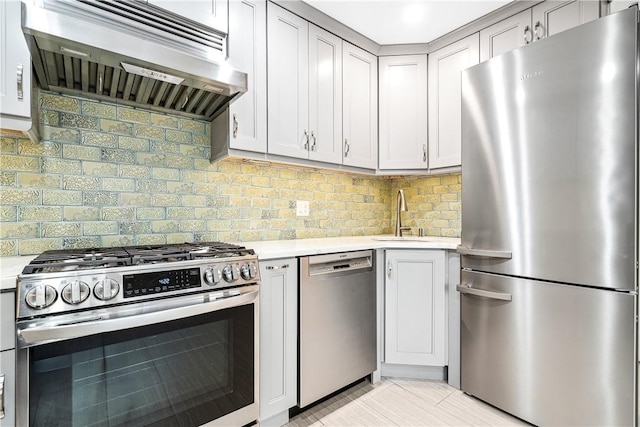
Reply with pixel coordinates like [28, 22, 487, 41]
[306, 250, 373, 276]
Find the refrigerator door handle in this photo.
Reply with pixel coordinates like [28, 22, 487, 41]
[456, 245, 512, 259]
[456, 284, 512, 301]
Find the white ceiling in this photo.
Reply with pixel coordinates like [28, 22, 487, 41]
[301, 0, 513, 45]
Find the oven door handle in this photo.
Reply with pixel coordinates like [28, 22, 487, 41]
[18, 289, 259, 348]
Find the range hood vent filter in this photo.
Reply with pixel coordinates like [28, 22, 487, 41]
[22, 0, 247, 120]
[34, 50, 226, 118]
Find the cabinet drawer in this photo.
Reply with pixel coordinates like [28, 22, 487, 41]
[0, 293, 15, 352]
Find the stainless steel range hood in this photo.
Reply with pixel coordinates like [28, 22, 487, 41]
[21, 0, 248, 120]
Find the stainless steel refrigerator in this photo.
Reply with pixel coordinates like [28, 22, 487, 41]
[458, 7, 638, 426]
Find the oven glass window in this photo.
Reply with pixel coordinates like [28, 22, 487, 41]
[28, 304, 254, 427]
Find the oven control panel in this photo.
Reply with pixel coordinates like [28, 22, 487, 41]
[16, 257, 261, 319]
[123, 267, 201, 298]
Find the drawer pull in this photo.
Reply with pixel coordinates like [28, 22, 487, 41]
[266, 264, 289, 270]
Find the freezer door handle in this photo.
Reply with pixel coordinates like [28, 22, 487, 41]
[456, 245, 512, 259]
[456, 284, 512, 301]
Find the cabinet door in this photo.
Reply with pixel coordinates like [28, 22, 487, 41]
[259, 259, 297, 422]
[385, 250, 446, 366]
[0, 293, 15, 352]
[609, 1, 637, 14]
[308, 24, 343, 165]
[428, 33, 479, 169]
[0, 350, 15, 427]
[267, 3, 309, 159]
[531, 0, 599, 41]
[342, 42, 378, 169]
[480, 9, 532, 62]
[147, 0, 228, 33]
[228, 0, 267, 153]
[0, 0, 32, 129]
[378, 55, 428, 170]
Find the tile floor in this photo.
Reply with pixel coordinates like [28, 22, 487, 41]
[287, 378, 530, 426]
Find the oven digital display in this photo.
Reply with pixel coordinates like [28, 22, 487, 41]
[122, 268, 201, 298]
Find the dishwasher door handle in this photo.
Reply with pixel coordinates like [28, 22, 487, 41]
[457, 284, 512, 301]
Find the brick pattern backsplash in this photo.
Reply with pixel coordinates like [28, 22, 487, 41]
[390, 174, 461, 238]
[0, 91, 461, 256]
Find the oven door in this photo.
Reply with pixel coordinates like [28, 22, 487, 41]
[16, 287, 259, 427]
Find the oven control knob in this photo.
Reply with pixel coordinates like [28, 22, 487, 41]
[94, 279, 119, 301]
[203, 267, 222, 285]
[61, 281, 91, 305]
[222, 265, 239, 283]
[241, 263, 257, 280]
[25, 284, 57, 309]
[240, 264, 251, 280]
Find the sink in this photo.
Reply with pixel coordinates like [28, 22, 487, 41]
[371, 236, 437, 242]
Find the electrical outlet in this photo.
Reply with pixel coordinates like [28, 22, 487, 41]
[296, 200, 309, 217]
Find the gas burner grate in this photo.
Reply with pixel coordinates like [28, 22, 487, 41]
[22, 248, 132, 274]
[21, 242, 255, 274]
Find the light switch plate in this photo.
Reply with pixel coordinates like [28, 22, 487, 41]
[296, 200, 309, 217]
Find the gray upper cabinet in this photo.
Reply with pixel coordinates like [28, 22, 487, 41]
[308, 24, 343, 165]
[427, 33, 479, 170]
[480, 0, 599, 62]
[0, 0, 33, 135]
[267, 4, 343, 165]
[480, 9, 531, 62]
[211, 0, 267, 159]
[267, 3, 309, 160]
[147, 0, 228, 34]
[378, 55, 428, 171]
[342, 42, 378, 170]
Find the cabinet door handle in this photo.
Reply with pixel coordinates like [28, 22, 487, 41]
[17, 64, 24, 100]
[266, 264, 290, 270]
[422, 144, 427, 162]
[534, 21, 544, 40]
[98, 71, 104, 94]
[304, 129, 309, 150]
[0, 373, 4, 419]
[457, 284, 512, 301]
[344, 139, 350, 157]
[232, 113, 239, 138]
[387, 261, 392, 279]
[311, 131, 317, 151]
[523, 25, 533, 44]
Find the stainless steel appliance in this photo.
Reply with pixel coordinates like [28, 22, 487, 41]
[458, 8, 638, 426]
[20, 0, 247, 120]
[298, 251, 376, 408]
[15, 242, 260, 427]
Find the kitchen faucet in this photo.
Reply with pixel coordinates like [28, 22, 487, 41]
[395, 189, 410, 237]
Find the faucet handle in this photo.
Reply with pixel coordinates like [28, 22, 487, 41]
[399, 226, 411, 236]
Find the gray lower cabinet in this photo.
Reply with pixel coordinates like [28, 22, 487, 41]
[384, 250, 446, 367]
[0, 291, 15, 427]
[259, 258, 297, 426]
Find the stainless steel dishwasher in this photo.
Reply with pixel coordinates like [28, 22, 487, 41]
[298, 250, 376, 408]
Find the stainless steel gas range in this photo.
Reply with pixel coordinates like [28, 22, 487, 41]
[15, 242, 260, 427]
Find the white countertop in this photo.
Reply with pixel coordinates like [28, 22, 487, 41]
[0, 236, 460, 290]
[236, 235, 460, 260]
[1, 255, 36, 291]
